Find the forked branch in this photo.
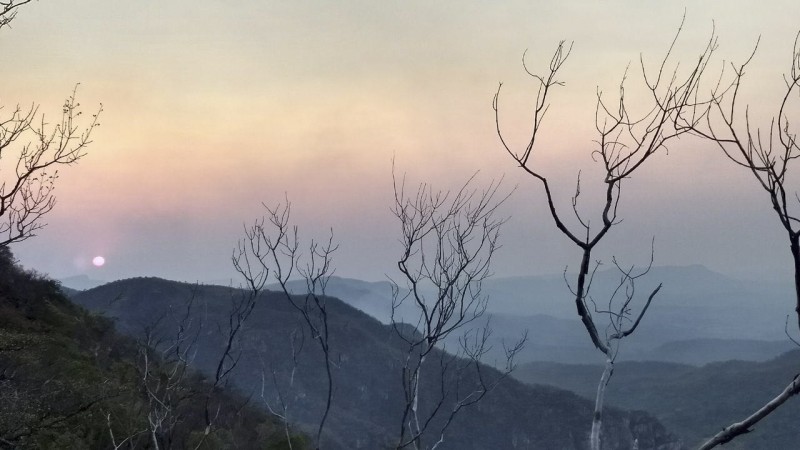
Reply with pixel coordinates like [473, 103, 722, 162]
[236, 200, 337, 450]
[390, 168, 520, 449]
[674, 28, 800, 450]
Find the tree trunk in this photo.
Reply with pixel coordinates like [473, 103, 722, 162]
[791, 235, 800, 333]
[590, 356, 613, 450]
[411, 352, 426, 450]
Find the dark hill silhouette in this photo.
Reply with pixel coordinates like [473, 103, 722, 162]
[71, 277, 684, 449]
[0, 248, 299, 448]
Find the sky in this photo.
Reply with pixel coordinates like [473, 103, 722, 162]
[3, 0, 800, 284]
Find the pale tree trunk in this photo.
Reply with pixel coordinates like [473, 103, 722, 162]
[150, 428, 160, 450]
[411, 352, 426, 450]
[590, 356, 613, 450]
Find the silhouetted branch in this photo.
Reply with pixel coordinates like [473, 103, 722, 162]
[676, 28, 800, 450]
[236, 199, 337, 450]
[493, 16, 717, 449]
[0, 85, 102, 245]
[0, 0, 32, 29]
[390, 167, 520, 449]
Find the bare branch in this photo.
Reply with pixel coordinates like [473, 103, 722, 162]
[390, 168, 518, 449]
[684, 28, 800, 449]
[492, 18, 717, 448]
[0, 0, 32, 29]
[698, 375, 800, 450]
[236, 199, 337, 450]
[0, 85, 102, 245]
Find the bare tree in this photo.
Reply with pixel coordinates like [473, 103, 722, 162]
[136, 300, 200, 449]
[0, 84, 102, 246]
[672, 29, 800, 450]
[235, 200, 337, 450]
[100, 280, 259, 450]
[0, 2, 102, 246]
[116, 289, 212, 450]
[258, 328, 305, 450]
[105, 411, 139, 450]
[389, 169, 524, 450]
[195, 283, 262, 445]
[493, 18, 715, 449]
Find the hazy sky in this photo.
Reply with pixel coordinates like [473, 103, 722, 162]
[4, 1, 800, 284]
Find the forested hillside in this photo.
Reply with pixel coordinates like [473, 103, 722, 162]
[0, 247, 303, 449]
[514, 353, 800, 449]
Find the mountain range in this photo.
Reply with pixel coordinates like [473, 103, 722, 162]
[513, 351, 800, 449]
[55, 264, 800, 448]
[69, 277, 682, 449]
[268, 266, 796, 366]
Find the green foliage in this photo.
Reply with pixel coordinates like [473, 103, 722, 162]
[0, 246, 307, 449]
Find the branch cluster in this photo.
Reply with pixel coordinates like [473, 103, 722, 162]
[234, 200, 337, 450]
[0, 0, 32, 29]
[0, 86, 102, 245]
[389, 169, 524, 449]
[495, 18, 800, 450]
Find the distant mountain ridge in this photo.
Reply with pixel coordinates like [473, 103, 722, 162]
[70, 276, 683, 449]
[58, 274, 106, 290]
[269, 267, 795, 366]
[513, 351, 800, 449]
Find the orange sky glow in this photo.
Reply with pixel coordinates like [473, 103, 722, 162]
[3, 0, 800, 285]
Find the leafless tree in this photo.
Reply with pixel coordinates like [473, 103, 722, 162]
[134, 291, 203, 449]
[235, 200, 337, 450]
[672, 29, 800, 450]
[389, 169, 524, 450]
[493, 17, 715, 450]
[0, 84, 102, 246]
[1, 1, 102, 246]
[100, 277, 280, 450]
[197, 283, 261, 443]
[113, 283, 260, 450]
[105, 412, 138, 450]
[258, 328, 305, 450]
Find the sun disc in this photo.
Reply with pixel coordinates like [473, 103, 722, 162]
[92, 256, 106, 267]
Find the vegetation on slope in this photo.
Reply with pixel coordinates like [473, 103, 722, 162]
[72, 276, 684, 449]
[514, 353, 800, 449]
[0, 246, 306, 449]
